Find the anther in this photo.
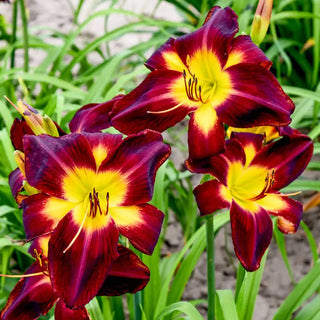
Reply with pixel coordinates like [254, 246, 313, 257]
[106, 192, 110, 216]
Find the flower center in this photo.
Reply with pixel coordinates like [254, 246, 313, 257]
[228, 163, 274, 203]
[183, 69, 216, 104]
[88, 188, 109, 218]
[63, 188, 110, 253]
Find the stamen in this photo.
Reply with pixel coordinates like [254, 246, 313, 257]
[250, 169, 275, 201]
[4, 95, 20, 113]
[34, 249, 43, 268]
[63, 210, 88, 254]
[106, 192, 109, 215]
[0, 272, 44, 278]
[147, 103, 183, 115]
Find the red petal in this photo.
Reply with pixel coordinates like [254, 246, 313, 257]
[174, 6, 239, 68]
[230, 201, 272, 271]
[188, 106, 225, 160]
[231, 132, 264, 166]
[98, 245, 149, 296]
[145, 38, 183, 71]
[0, 262, 57, 320]
[226, 35, 272, 69]
[110, 70, 195, 134]
[110, 204, 164, 254]
[257, 194, 302, 234]
[55, 300, 90, 320]
[69, 95, 123, 133]
[22, 193, 72, 241]
[10, 118, 33, 151]
[9, 168, 25, 205]
[100, 130, 171, 205]
[251, 134, 313, 190]
[24, 134, 96, 199]
[48, 211, 119, 308]
[194, 180, 230, 215]
[83, 132, 123, 167]
[217, 63, 294, 127]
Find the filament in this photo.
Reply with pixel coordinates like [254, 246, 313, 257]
[63, 210, 88, 254]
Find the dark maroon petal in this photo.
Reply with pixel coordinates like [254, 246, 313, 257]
[216, 63, 294, 127]
[145, 38, 177, 71]
[98, 245, 149, 296]
[83, 132, 123, 167]
[48, 211, 119, 308]
[251, 134, 313, 190]
[24, 133, 96, 199]
[188, 108, 225, 160]
[0, 262, 57, 320]
[231, 132, 264, 165]
[186, 137, 245, 181]
[10, 118, 34, 151]
[69, 95, 123, 133]
[230, 201, 273, 271]
[227, 35, 272, 69]
[55, 300, 90, 320]
[111, 204, 164, 255]
[110, 70, 195, 134]
[209, 138, 246, 183]
[174, 6, 239, 68]
[9, 168, 25, 205]
[257, 194, 302, 234]
[22, 193, 71, 241]
[231, 132, 263, 152]
[101, 130, 171, 206]
[194, 180, 231, 215]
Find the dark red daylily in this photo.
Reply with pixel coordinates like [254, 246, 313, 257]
[110, 6, 294, 160]
[20, 130, 170, 308]
[0, 243, 150, 320]
[192, 132, 313, 271]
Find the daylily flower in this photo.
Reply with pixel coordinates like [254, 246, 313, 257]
[110, 6, 294, 160]
[192, 132, 313, 271]
[0, 242, 150, 320]
[20, 130, 170, 308]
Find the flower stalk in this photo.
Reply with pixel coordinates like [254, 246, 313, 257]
[206, 213, 215, 319]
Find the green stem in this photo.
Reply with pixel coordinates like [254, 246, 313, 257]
[10, 0, 18, 69]
[206, 214, 215, 319]
[134, 291, 142, 320]
[19, 0, 29, 72]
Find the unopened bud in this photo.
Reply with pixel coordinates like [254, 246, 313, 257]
[13, 150, 26, 177]
[250, 0, 273, 46]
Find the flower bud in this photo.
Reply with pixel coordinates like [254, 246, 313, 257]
[250, 0, 273, 46]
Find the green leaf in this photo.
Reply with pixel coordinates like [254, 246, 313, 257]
[294, 294, 320, 320]
[154, 302, 204, 320]
[215, 290, 239, 320]
[300, 221, 319, 266]
[273, 260, 320, 320]
[154, 211, 230, 318]
[87, 297, 105, 320]
[274, 227, 295, 283]
[236, 251, 268, 320]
